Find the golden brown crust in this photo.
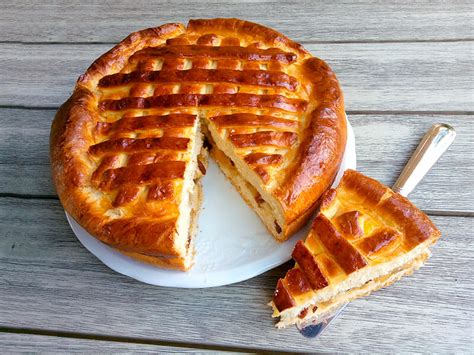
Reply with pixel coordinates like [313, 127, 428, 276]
[131, 45, 298, 64]
[276, 251, 430, 328]
[78, 23, 185, 86]
[98, 93, 308, 112]
[357, 228, 400, 256]
[50, 18, 347, 269]
[338, 170, 441, 248]
[312, 214, 368, 274]
[292, 241, 329, 289]
[99, 69, 299, 90]
[51, 25, 189, 266]
[334, 210, 364, 239]
[51, 89, 105, 243]
[272, 169, 441, 323]
[187, 18, 309, 56]
[118, 181, 203, 270]
[273, 279, 296, 311]
[211, 113, 298, 129]
[275, 58, 346, 229]
[96, 114, 196, 135]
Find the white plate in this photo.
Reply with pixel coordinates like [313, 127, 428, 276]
[66, 117, 356, 288]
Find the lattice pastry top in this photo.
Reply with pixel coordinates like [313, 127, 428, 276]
[50, 19, 347, 269]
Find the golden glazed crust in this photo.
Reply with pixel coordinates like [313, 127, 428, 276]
[271, 169, 441, 327]
[50, 19, 346, 269]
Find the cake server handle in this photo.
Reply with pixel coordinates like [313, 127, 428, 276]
[392, 123, 456, 197]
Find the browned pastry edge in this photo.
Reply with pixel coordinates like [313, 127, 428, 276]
[50, 89, 189, 260]
[275, 57, 346, 228]
[50, 18, 347, 268]
[187, 18, 310, 56]
[51, 24, 187, 264]
[51, 89, 108, 247]
[78, 23, 185, 86]
[117, 182, 203, 270]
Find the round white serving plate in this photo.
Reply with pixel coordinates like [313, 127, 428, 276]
[66, 117, 356, 288]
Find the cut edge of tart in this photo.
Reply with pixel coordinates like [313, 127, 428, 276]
[50, 18, 346, 270]
[270, 169, 441, 328]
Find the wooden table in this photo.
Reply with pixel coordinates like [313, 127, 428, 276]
[1, 1, 473, 352]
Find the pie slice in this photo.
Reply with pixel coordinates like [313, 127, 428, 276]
[271, 169, 441, 328]
[50, 19, 346, 270]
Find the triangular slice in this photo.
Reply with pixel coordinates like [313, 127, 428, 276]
[270, 169, 441, 328]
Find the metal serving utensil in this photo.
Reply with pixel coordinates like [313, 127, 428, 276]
[298, 123, 456, 338]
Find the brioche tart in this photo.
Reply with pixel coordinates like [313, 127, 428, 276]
[50, 19, 347, 270]
[271, 169, 441, 328]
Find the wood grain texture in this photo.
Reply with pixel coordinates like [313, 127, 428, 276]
[1, 1, 473, 352]
[0, 333, 224, 353]
[0, 197, 472, 352]
[2, 1, 473, 43]
[1, 108, 472, 213]
[1, 42, 472, 111]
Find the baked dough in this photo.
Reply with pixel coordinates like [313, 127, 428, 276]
[271, 169, 441, 328]
[50, 19, 347, 270]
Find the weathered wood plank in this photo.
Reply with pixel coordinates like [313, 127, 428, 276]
[0, 333, 225, 353]
[2, 1, 472, 353]
[3, 1, 473, 43]
[0, 197, 472, 352]
[0, 108, 56, 197]
[1, 108, 472, 213]
[1, 42, 472, 111]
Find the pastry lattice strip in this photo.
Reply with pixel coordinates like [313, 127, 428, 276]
[92, 34, 311, 208]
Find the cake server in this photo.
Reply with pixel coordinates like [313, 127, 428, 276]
[298, 123, 456, 338]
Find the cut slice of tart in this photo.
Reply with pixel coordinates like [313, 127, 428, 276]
[50, 18, 346, 270]
[270, 169, 441, 328]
